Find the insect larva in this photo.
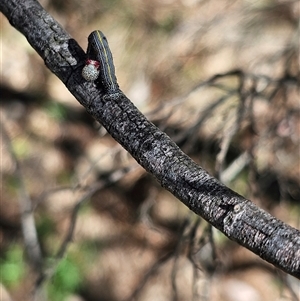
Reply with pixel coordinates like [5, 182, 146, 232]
[82, 30, 119, 94]
[82, 59, 100, 81]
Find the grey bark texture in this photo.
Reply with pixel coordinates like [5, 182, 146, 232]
[1, 0, 299, 279]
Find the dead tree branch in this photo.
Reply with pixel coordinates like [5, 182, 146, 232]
[1, 0, 299, 279]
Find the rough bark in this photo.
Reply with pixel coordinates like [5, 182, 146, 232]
[1, 0, 299, 279]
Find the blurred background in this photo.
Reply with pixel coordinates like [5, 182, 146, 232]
[1, 0, 299, 300]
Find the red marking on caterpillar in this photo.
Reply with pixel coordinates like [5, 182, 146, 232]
[82, 59, 100, 81]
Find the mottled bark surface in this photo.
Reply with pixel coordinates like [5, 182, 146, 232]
[1, 0, 299, 279]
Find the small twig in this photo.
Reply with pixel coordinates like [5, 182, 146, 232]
[35, 164, 137, 290]
[1, 122, 43, 272]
